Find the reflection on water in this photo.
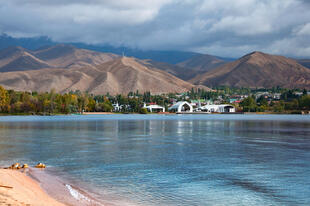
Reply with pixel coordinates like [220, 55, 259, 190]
[0, 114, 310, 205]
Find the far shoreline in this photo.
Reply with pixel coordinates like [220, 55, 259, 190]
[0, 110, 309, 117]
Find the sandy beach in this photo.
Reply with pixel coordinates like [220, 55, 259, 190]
[0, 169, 65, 206]
[0, 167, 108, 206]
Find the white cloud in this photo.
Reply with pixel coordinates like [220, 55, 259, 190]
[295, 23, 310, 36]
[0, 0, 310, 57]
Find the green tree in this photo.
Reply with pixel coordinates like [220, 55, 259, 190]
[273, 101, 285, 112]
[87, 98, 96, 112]
[78, 94, 89, 113]
[102, 100, 113, 112]
[257, 96, 268, 106]
[139, 108, 147, 114]
[240, 97, 256, 112]
[11, 101, 23, 113]
[299, 95, 310, 110]
[303, 89, 307, 96]
[0, 86, 9, 112]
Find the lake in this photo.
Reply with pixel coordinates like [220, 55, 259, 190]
[0, 114, 309, 205]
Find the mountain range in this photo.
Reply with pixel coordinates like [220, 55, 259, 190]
[137, 54, 229, 81]
[0, 40, 310, 93]
[0, 44, 119, 72]
[0, 45, 208, 94]
[0, 34, 198, 64]
[190, 51, 310, 89]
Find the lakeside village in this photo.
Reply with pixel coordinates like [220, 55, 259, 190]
[0, 86, 310, 115]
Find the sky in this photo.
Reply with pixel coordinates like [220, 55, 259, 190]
[0, 0, 310, 58]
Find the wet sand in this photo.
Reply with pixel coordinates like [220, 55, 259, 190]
[0, 168, 110, 206]
[0, 165, 138, 206]
[0, 169, 65, 206]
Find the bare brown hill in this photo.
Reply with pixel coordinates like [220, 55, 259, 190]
[0, 46, 52, 72]
[136, 54, 227, 81]
[0, 45, 119, 72]
[138, 59, 190, 80]
[0, 57, 209, 95]
[0, 46, 26, 63]
[176, 54, 227, 80]
[191, 51, 310, 89]
[33, 44, 119, 68]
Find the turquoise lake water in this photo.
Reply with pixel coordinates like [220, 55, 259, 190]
[0, 114, 309, 205]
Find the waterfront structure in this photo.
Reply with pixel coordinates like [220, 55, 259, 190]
[143, 103, 165, 113]
[199, 104, 235, 113]
[168, 101, 193, 113]
[112, 103, 131, 112]
[112, 103, 120, 112]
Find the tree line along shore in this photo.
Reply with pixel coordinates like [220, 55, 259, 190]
[0, 86, 309, 115]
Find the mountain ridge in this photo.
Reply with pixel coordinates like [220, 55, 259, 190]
[0, 45, 119, 72]
[0, 34, 200, 64]
[1, 43, 309, 92]
[0, 55, 209, 95]
[190, 51, 310, 89]
[176, 54, 228, 80]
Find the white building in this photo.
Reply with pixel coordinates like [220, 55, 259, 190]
[143, 104, 165, 113]
[112, 103, 121, 112]
[112, 103, 131, 112]
[273, 93, 281, 100]
[200, 104, 235, 113]
[294, 92, 303, 96]
[168, 101, 193, 113]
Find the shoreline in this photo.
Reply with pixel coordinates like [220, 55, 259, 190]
[0, 169, 65, 206]
[0, 111, 309, 116]
[0, 168, 107, 206]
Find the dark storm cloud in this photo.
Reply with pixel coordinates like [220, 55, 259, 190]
[0, 0, 309, 57]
